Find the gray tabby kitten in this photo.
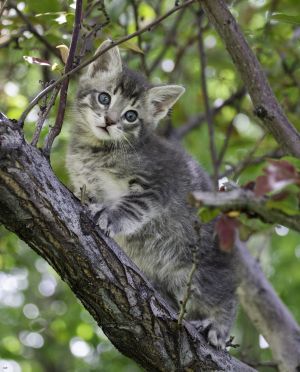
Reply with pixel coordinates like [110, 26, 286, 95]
[67, 40, 237, 349]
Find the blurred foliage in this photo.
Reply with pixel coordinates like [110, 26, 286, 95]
[0, 0, 300, 371]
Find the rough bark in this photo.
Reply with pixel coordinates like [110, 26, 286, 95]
[190, 190, 300, 233]
[0, 118, 253, 371]
[236, 241, 300, 372]
[201, 0, 300, 158]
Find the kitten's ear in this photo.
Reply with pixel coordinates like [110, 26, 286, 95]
[87, 40, 122, 77]
[147, 85, 185, 122]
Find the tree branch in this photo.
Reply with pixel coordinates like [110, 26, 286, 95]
[18, 0, 197, 127]
[8, 2, 61, 59]
[130, 0, 148, 75]
[221, 148, 284, 179]
[0, 0, 7, 18]
[0, 118, 253, 372]
[148, 8, 186, 74]
[190, 189, 300, 233]
[200, 0, 300, 158]
[196, 10, 219, 188]
[172, 87, 246, 139]
[236, 240, 300, 372]
[43, 0, 83, 156]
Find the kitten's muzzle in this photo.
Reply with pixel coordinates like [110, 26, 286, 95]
[105, 116, 116, 127]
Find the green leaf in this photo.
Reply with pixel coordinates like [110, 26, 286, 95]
[281, 156, 300, 171]
[198, 207, 220, 223]
[267, 187, 300, 215]
[271, 13, 300, 25]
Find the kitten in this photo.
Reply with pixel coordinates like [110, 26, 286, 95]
[66, 40, 237, 349]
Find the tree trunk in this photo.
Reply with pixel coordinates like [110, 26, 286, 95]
[0, 118, 253, 371]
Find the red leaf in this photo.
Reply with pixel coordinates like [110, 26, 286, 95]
[215, 215, 239, 252]
[254, 175, 272, 196]
[254, 159, 300, 196]
[242, 181, 256, 191]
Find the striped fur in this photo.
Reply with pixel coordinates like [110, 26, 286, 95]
[66, 40, 237, 349]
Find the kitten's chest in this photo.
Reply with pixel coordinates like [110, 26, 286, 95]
[69, 148, 135, 202]
[95, 169, 129, 202]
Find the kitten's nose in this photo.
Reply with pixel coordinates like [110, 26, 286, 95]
[105, 116, 116, 127]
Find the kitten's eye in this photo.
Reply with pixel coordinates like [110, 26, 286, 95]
[98, 92, 111, 106]
[124, 110, 138, 123]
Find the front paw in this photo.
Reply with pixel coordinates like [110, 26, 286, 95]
[88, 204, 118, 237]
[190, 319, 227, 350]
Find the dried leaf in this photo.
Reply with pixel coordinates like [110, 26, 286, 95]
[215, 215, 239, 252]
[254, 175, 271, 196]
[254, 159, 300, 196]
[23, 56, 51, 66]
[56, 44, 69, 64]
[120, 40, 144, 54]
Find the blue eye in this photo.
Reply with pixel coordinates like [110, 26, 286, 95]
[98, 92, 111, 106]
[124, 110, 138, 122]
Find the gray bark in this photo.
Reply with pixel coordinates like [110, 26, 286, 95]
[0, 117, 253, 371]
[190, 190, 300, 233]
[201, 0, 300, 158]
[237, 241, 300, 372]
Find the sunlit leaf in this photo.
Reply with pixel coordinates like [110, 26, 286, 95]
[198, 207, 220, 223]
[120, 40, 144, 54]
[56, 44, 69, 63]
[271, 13, 300, 25]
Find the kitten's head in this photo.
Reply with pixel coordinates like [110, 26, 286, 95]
[75, 40, 185, 144]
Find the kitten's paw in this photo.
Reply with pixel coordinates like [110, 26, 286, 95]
[207, 327, 226, 350]
[88, 204, 116, 237]
[96, 209, 112, 236]
[190, 319, 227, 350]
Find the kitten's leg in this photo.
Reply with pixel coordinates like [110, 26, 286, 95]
[89, 191, 161, 236]
[189, 298, 237, 349]
[173, 271, 237, 350]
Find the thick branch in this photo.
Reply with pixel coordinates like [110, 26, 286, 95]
[236, 240, 300, 372]
[190, 189, 300, 233]
[0, 118, 253, 371]
[201, 0, 300, 158]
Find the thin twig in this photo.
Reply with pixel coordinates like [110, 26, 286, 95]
[217, 119, 235, 168]
[130, 0, 148, 75]
[31, 87, 60, 146]
[197, 10, 219, 188]
[18, 0, 196, 127]
[79, 0, 110, 59]
[43, 0, 83, 157]
[8, 2, 61, 59]
[178, 249, 198, 326]
[172, 87, 245, 139]
[148, 9, 186, 74]
[0, 0, 8, 18]
[171, 34, 198, 76]
[221, 132, 266, 178]
[217, 96, 243, 167]
[221, 147, 284, 179]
